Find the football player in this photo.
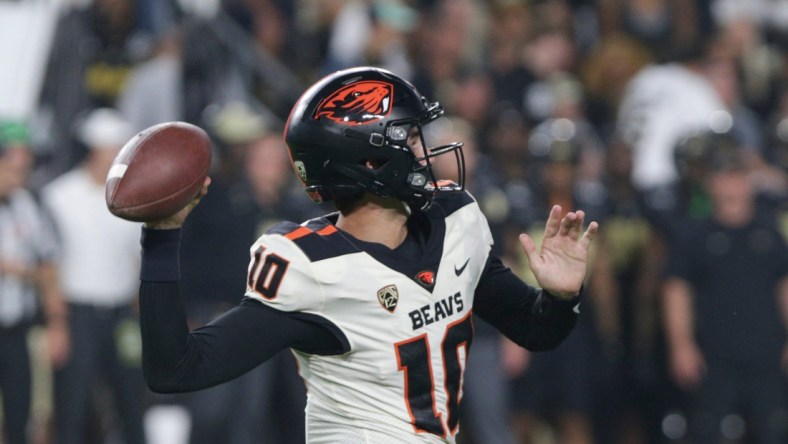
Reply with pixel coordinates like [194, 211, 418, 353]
[138, 67, 597, 443]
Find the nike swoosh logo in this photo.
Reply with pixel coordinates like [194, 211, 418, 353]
[454, 258, 470, 276]
[573, 303, 581, 314]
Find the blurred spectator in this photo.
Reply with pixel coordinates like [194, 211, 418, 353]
[662, 155, 788, 444]
[486, 0, 537, 121]
[118, 30, 184, 132]
[702, 37, 788, 199]
[616, 39, 727, 193]
[594, 137, 679, 444]
[509, 134, 608, 444]
[522, 26, 579, 124]
[450, 70, 495, 136]
[581, 34, 653, 136]
[178, 0, 303, 126]
[531, 0, 578, 39]
[702, 47, 764, 153]
[628, 131, 758, 441]
[645, 131, 744, 241]
[410, 0, 488, 106]
[482, 108, 539, 262]
[38, 0, 156, 182]
[134, 0, 180, 39]
[710, 0, 786, 117]
[766, 84, 788, 181]
[119, 0, 304, 136]
[526, 74, 606, 185]
[41, 108, 145, 444]
[322, 0, 417, 77]
[596, 0, 703, 61]
[0, 121, 69, 444]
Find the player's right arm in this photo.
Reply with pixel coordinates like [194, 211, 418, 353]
[138, 227, 343, 393]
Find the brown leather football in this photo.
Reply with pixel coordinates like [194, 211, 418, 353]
[105, 121, 212, 222]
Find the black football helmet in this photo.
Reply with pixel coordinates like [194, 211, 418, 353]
[284, 67, 464, 211]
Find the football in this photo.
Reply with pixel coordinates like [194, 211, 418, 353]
[105, 121, 212, 222]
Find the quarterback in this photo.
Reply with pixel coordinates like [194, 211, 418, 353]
[138, 67, 597, 443]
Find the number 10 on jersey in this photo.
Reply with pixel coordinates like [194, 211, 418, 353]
[394, 312, 473, 437]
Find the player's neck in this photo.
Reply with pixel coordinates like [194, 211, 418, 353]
[335, 196, 409, 249]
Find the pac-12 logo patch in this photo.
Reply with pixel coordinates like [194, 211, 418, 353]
[377, 284, 399, 313]
[314, 80, 393, 125]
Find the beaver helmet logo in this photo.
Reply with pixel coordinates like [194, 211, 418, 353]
[377, 284, 399, 313]
[314, 80, 393, 125]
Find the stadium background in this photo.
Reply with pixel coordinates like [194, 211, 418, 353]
[1, 0, 787, 443]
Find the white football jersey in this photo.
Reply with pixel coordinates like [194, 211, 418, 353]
[245, 192, 493, 443]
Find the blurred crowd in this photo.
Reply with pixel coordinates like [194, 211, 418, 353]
[1, 0, 788, 443]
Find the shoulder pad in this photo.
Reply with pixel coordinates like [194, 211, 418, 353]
[267, 218, 357, 262]
[427, 189, 476, 217]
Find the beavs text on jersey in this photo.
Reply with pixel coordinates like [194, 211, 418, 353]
[408, 292, 465, 330]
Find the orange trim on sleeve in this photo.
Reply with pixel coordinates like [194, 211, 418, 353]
[283, 224, 336, 240]
[284, 226, 313, 240]
[316, 225, 337, 236]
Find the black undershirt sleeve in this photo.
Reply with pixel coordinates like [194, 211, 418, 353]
[472, 254, 580, 351]
[138, 228, 345, 394]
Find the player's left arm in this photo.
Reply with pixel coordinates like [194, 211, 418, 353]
[473, 254, 580, 351]
[473, 205, 596, 350]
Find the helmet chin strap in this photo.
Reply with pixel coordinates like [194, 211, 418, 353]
[401, 200, 412, 217]
[328, 161, 394, 198]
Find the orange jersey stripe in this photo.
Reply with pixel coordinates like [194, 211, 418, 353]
[316, 225, 337, 236]
[284, 226, 312, 240]
[283, 224, 337, 240]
